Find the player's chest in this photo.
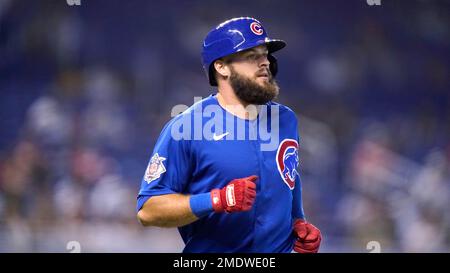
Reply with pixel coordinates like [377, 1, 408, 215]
[193, 132, 298, 188]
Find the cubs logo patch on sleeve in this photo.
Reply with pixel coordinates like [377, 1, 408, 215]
[144, 153, 166, 184]
[276, 139, 299, 190]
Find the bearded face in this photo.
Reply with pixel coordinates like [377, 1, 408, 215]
[229, 65, 279, 105]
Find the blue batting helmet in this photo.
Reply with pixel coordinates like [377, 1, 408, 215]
[201, 17, 286, 86]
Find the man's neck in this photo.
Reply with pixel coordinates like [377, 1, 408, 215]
[216, 86, 259, 120]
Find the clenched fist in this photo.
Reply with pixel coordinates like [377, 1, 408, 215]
[210, 175, 258, 213]
[293, 219, 322, 253]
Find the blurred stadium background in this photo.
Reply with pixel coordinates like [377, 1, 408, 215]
[0, 0, 449, 252]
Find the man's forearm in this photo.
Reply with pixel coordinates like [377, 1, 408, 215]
[137, 176, 257, 228]
[137, 193, 199, 228]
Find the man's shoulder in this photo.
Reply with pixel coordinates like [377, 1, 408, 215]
[268, 101, 298, 121]
[160, 94, 217, 135]
[174, 94, 217, 118]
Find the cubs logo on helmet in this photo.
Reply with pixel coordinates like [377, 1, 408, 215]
[250, 22, 264, 35]
[276, 139, 299, 189]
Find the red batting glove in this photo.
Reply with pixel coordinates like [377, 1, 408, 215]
[293, 219, 322, 253]
[210, 175, 258, 213]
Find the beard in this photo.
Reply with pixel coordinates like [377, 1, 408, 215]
[229, 66, 279, 105]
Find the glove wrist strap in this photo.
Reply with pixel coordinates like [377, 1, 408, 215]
[210, 189, 224, 213]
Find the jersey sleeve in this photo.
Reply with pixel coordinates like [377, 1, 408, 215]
[292, 172, 305, 220]
[136, 119, 192, 211]
[292, 115, 306, 220]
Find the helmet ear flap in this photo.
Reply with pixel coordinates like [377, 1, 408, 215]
[268, 54, 278, 77]
[208, 64, 218, 86]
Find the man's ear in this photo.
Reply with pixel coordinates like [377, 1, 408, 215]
[214, 60, 231, 79]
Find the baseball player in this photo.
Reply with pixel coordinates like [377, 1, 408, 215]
[136, 17, 322, 253]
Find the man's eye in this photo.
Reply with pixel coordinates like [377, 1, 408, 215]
[248, 54, 264, 61]
[245, 53, 268, 61]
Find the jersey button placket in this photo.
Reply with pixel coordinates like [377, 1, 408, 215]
[250, 118, 263, 250]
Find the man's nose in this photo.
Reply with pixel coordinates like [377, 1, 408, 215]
[259, 56, 270, 67]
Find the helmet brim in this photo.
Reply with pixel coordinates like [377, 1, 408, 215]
[265, 39, 286, 53]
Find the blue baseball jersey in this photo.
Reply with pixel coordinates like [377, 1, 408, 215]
[137, 94, 305, 253]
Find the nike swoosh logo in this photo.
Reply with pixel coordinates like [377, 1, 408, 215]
[213, 132, 229, 141]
